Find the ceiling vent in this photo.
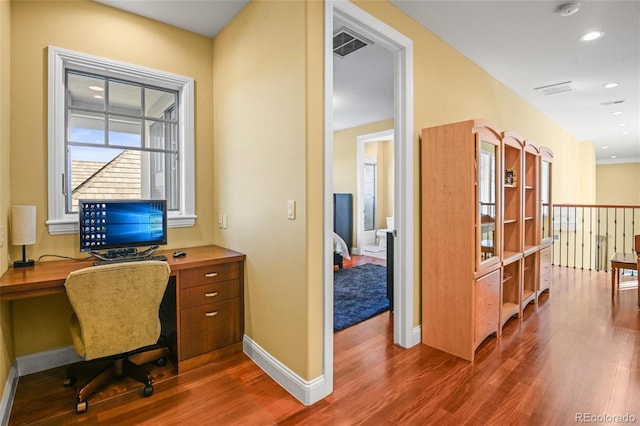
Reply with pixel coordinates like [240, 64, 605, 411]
[534, 81, 575, 96]
[600, 99, 625, 106]
[333, 27, 372, 58]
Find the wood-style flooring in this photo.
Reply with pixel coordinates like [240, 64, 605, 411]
[8, 261, 640, 425]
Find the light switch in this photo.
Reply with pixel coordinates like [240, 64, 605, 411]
[287, 200, 296, 220]
[222, 215, 227, 229]
[0, 225, 4, 248]
[218, 215, 224, 229]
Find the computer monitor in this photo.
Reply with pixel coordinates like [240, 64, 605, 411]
[79, 199, 167, 256]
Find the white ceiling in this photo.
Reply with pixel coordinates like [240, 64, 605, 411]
[96, 0, 639, 163]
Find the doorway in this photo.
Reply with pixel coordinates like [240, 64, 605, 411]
[357, 129, 394, 259]
[321, 0, 415, 403]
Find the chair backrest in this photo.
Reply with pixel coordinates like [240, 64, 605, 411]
[635, 234, 640, 253]
[64, 260, 171, 360]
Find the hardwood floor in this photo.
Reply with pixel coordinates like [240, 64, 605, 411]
[8, 265, 640, 425]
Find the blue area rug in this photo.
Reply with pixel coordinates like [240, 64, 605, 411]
[334, 263, 389, 331]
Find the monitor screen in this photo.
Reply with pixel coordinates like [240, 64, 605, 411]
[79, 199, 167, 252]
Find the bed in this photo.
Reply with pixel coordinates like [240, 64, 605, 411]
[333, 232, 351, 269]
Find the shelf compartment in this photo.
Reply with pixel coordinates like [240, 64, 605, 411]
[522, 252, 538, 311]
[501, 259, 522, 330]
[500, 302, 520, 327]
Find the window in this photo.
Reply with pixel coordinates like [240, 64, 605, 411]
[47, 46, 195, 234]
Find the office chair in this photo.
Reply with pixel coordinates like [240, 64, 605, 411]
[63, 260, 171, 413]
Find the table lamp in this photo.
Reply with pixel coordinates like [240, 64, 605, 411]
[11, 205, 36, 268]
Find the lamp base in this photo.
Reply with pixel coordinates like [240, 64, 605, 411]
[14, 259, 34, 268]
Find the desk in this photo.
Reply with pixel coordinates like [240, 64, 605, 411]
[610, 252, 638, 307]
[0, 245, 246, 372]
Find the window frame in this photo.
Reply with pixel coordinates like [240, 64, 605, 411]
[47, 46, 196, 235]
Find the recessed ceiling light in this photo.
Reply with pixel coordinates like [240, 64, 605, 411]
[621, 131, 630, 135]
[88, 85, 104, 92]
[580, 31, 604, 41]
[602, 146, 609, 150]
[612, 111, 623, 115]
[618, 123, 627, 127]
[93, 95, 104, 99]
[604, 82, 619, 89]
[611, 155, 617, 159]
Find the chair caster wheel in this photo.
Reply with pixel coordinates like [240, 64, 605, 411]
[63, 376, 76, 387]
[143, 385, 153, 397]
[76, 400, 88, 413]
[156, 357, 167, 367]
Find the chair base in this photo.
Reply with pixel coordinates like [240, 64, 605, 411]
[65, 346, 169, 413]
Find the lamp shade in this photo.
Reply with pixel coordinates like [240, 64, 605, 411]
[11, 205, 36, 246]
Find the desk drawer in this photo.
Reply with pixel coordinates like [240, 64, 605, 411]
[180, 262, 240, 288]
[180, 298, 241, 360]
[181, 280, 240, 308]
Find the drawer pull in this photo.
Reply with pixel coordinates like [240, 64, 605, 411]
[205, 291, 219, 297]
[205, 272, 219, 278]
[205, 311, 219, 317]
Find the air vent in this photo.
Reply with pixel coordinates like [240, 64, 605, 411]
[534, 81, 575, 96]
[600, 99, 625, 106]
[333, 27, 371, 58]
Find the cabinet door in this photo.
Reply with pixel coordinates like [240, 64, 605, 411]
[539, 245, 552, 293]
[540, 158, 552, 244]
[180, 298, 241, 360]
[476, 132, 501, 272]
[474, 269, 500, 347]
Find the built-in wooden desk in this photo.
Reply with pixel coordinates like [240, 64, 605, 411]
[0, 245, 246, 372]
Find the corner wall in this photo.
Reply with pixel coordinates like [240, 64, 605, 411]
[213, 0, 324, 380]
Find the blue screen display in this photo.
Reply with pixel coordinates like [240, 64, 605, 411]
[79, 200, 167, 252]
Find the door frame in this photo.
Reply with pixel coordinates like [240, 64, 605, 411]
[321, 0, 415, 402]
[356, 128, 394, 254]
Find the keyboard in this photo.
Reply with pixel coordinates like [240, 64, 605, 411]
[93, 255, 168, 266]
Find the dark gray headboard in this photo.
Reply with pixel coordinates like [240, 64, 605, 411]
[333, 193, 353, 253]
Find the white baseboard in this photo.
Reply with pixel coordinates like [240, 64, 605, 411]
[0, 347, 82, 423]
[243, 335, 328, 406]
[15, 346, 81, 377]
[412, 325, 422, 347]
[0, 364, 18, 426]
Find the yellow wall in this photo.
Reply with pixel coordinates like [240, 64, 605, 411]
[1, 0, 601, 398]
[334, 119, 394, 248]
[596, 163, 640, 205]
[212, 0, 323, 380]
[9, 0, 214, 356]
[1, 0, 14, 401]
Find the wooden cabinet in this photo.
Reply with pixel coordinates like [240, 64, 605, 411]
[176, 258, 244, 372]
[421, 119, 502, 361]
[420, 120, 554, 360]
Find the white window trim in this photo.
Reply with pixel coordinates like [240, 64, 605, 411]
[47, 46, 196, 235]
